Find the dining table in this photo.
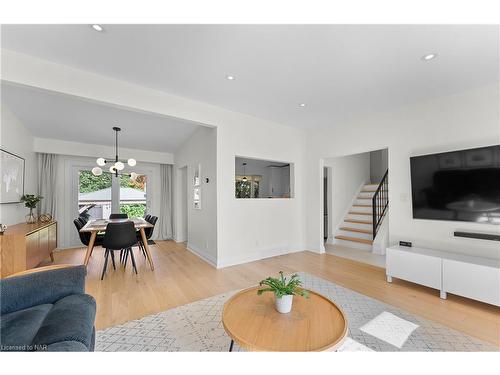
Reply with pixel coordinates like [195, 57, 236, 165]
[80, 217, 155, 270]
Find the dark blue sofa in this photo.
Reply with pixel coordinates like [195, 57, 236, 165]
[0, 265, 96, 352]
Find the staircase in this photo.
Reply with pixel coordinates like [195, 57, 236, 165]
[333, 183, 379, 251]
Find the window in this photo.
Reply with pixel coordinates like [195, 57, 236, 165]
[235, 157, 293, 199]
[119, 174, 147, 218]
[78, 169, 148, 220]
[78, 170, 112, 219]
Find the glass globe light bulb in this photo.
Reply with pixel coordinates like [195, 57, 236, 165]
[130, 172, 138, 181]
[96, 157, 106, 166]
[127, 158, 137, 167]
[115, 161, 125, 171]
[91, 167, 103, 176]
[109, 166, 116, 173]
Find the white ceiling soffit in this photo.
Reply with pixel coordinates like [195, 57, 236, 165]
[236, 157, 289, 168]
[1, 82, 203, 152]
[1, 24, 498, 130]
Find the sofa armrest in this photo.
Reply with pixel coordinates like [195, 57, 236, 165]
[0, 265, 87, 314]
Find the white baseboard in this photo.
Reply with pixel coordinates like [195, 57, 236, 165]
[217, 245, 304, 269]
[186, 242, 217, 268]
[304, 243, 324, 254]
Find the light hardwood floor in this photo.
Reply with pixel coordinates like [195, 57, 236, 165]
[52, 241, 500, 346]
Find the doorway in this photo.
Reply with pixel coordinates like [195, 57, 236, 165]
[178, 166, 188, 242]
[323, 166, 329, 242]
[69, 165, 151, 248]
[322, 148, 389, 266]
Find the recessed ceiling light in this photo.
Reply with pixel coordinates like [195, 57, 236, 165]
[91, 24, 104, 32]
[299, 103, 306, 107]
[422, 53, 437, 61]
[226, 75, 235, 80]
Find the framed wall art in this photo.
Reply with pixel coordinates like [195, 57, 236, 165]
[0, 149, 25, 204]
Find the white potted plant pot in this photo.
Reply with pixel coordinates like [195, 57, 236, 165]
[275, 294, 293, 313]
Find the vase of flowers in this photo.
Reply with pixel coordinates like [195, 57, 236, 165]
[257, 271, 309, 313]
[20, 194, 43, 224]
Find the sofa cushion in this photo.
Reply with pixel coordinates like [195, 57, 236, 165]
[0, 266, 86, 315]
[32, 294, 96, 350]
[0, 304, 52, 351]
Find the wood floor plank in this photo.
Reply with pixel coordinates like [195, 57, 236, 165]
[334, 235, 373, 245]
[50, 241, 500, 346]
[339, 227, 373, 234]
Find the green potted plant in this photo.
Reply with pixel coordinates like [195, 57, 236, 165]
[257, 271, 309, 313]
[20, 194, 43, 224]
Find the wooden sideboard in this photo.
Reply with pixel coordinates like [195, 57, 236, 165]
[0, 221, 57, 278]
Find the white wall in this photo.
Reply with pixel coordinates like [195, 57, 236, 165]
[0, 104, 37, 225]
[217, 122, 305, 268]
[2, 50, 307, 268]
[174, 126, 217, 266]
[324, 152, 371, 242]
[370, 148, 388, 183]
[306, 84, 500, 259]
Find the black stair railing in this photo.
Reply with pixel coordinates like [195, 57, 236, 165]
[372, 169, 388, 240]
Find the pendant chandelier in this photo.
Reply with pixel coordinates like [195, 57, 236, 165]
[242, 162, 248, 182]
[91, 127, 138, 180]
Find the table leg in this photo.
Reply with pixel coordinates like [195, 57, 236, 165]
[84, 231, 97, 266]
[140, 227, 154, 271]
[229, 340, 234, 352]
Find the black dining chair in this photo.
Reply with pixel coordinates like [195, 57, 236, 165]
[101, 221, 138, 280]
[109, 213, 128, 219]
[137, 215, 158, 258]
[74, 218, 104, 248]
[77, 216, 88, 225]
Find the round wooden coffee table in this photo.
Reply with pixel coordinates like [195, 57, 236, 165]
[222, 286, 348, 351]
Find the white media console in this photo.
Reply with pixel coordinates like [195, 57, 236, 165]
[386, 245, 500, 306]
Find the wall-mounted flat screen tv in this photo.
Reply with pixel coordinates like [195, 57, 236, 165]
[410, 144, 500, 224]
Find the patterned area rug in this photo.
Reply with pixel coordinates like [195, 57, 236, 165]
[95, 272, 498, 352]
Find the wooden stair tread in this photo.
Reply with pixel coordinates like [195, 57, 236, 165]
[349, 211, 371, 216]
[335, 235, 373, 245]
[357, 197, 372, 200]
[361, 189, 377, 192]
[353, 204, 372, 207]
[339, 227, 373, 234]
[345, 218, 373, 224]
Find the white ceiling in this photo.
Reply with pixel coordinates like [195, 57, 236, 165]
[1, 25, 499, 130]
[1, 83, 202, 152]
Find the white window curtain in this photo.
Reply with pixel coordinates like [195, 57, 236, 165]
[158, 164, 173, 239]
[37, 153, 58, 218]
